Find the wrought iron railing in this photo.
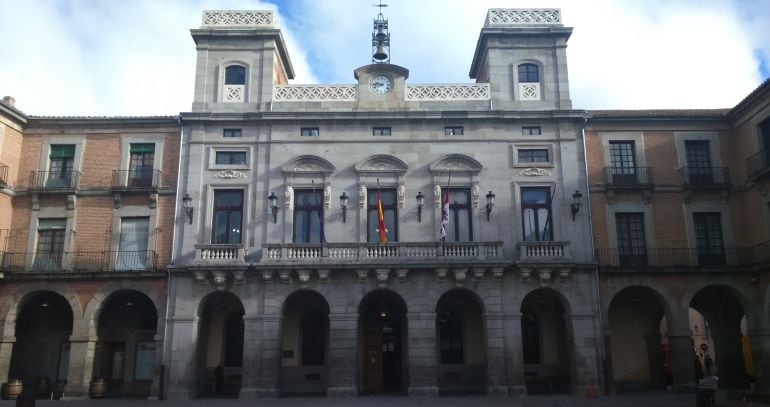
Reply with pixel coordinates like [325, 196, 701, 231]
[0, 163, 8, 187]
[262, 241, 503, 263]
[603, 166, 653, 187]
[29, 170, 81, 190]
[679, 166, 730, 186]
[595, 247, 764, 269]
[1, 250, 157, 272]
[111, 169, 163, 189]
[746, 149, 770, 178]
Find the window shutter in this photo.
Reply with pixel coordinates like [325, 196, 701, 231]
[130, 143, 155, 154]
[50, 145, 75, 158]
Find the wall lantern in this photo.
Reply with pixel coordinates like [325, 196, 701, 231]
[182, 193, 194, 225]
[485, 191, 495, 222]
[571, 190, 583, 221]
[416, 191, 425, 222]
[268, 192, 279, 224]
[340, 192, 349, 223]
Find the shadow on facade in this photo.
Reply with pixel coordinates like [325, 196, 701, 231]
[196, 291, 244, 398]
[521, 288, 572, 394]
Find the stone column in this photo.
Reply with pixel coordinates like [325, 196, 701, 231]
[256, 314, 281, 397]
[148, 333, 164, 399]
[568, 314, 601, 396]
[406, 312, 439, 396]
[645, 334, 664, 387]
[239, 316, 262, 399]
[326, 313, 358, 397]
[502, 313, 526, 396]
[484, 312, 508, 396]
[0, 337, 14, 385]
[64, 335, 97, 399]
[165, 317, 199, 400]
[749, 330, 770, 392]
[667, 330, 696, 391]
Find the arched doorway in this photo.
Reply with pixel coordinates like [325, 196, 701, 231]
[197, 292, 244, 398]
[520, 288, 571, 394]
[358, 290, 407, 394]
[435, 289, 486, 394]
[280, 290, 330, 395]
[607, 286, 670, 392]
[9, 291, 73, 395]
[93, 290, 158, 397]
[689, 285, 751, 388]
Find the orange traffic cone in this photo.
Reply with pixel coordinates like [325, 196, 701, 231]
[587, 382, 597, 398]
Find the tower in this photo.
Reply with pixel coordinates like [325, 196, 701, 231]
[371, 2, 390, 63]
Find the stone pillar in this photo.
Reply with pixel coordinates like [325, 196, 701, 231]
[148, 334, 164, 399]
[239, 316, 262, 399]
[712, 330, 748, 388]
[0, 337, 14, 385]
[667, 330, 696, 391]
[406, 312, 439, 396]
[749, 330, 770, 392]
[645, 334, 664, 387]
[484, 312, 508, 396]
[64, 335, 97, 399]
[326, 313, 358, 397]
[502, 313, 526, 396]
[256, 314, 280, 397]
[568, 314, 601, 396]
[166, 317, 198, 400]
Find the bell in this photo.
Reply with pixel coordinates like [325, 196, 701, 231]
[375, 27, 387, 42]
[373, 44, 388, 61]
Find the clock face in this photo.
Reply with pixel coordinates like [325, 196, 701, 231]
[370, 75, 392, 94]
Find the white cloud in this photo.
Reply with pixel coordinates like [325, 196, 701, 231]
[0, 0, 767, 115]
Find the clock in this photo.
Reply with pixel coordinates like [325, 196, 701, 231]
[370, 75, 392, 94]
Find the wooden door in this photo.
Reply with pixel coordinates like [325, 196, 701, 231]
[364, 325, 383, 392]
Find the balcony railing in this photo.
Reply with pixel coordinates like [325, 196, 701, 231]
[262, 241, 503, 263]
[29, 170, 81, 190]
[679, 166, 730, 187]
[195, 244, 246, 263]
[603, 166, 653, 187]
[1, 250, 157, 272]
[517, 241, 571, 262]
[595, 247, 766, 269]
[746, 149, 770, 179]
[112, 169, 163, 189]
[0, 163, 8, 187]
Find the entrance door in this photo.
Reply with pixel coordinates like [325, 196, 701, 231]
[364, 326, 384, 392]
[362, 298, 404, 394]
[103, 342, 126, 394]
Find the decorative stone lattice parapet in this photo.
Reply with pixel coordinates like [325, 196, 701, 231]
[485, 9, 561, 26]
[274, 85, 357, 101]
[202, 10, 275, 28]
[405, 84, 490, 101]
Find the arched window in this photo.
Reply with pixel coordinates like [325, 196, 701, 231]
[518, 63, 539, 83]
[225, 65, 246, 85]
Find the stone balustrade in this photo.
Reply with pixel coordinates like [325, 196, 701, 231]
[195, 244, 245, 263]
[517, 241, 571, 261]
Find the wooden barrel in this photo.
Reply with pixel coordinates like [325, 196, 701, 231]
[89, 378, 106, 399]
[2, 379, 22, 400]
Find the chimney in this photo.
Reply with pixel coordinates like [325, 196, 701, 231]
[2, 96, 15, 108]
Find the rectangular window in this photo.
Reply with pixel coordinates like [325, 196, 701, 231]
[223, 128, 242, 138]
[372, 127, 391, 136]
[442, 188, 472, 242]
[215, 151, 247, 165]
[522, 126, 541, 136]
[367, 189, 398, 243]
[34, 218, 67, 270]
[684, 140, 713, 184]
[116, 217, 150, 270]
[694, 212, 725, 266]
[301, 127, 320, 137]
[521, 187, 552, 241]
[609, 141, 638, 184]
[518, 149, 549, 163]
[48, 144, 75, 188]
[444, 126, 464, 136]
[212, 190, 243, 244]
[293, 189, 324, 243]
[128, 143, 155, 187]
[615, 213, 647, 266]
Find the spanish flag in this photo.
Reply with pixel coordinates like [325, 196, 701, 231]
[377, 190, 387, 243]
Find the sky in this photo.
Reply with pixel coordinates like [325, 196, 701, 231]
[0, 0, 769, 117]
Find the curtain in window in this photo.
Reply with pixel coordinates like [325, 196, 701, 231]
[117, 217, 150, 270]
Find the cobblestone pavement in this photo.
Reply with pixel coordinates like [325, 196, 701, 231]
[2, 391, 759, 407]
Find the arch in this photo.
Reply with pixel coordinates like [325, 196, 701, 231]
[224, 64, 246, 85]
[355, 154, 409, 176]
[358, 289, 408, 393]
[521, 287, 573, 315]
[281, 155, 336, 176]
[196, 291, 246, 398]
[279, 289, 331, 394]
[435, 288, 487, 393]
[428, 154, 483, 176]
[682, 283, 757, 322]
[0, 283, 82, 339]
[517, 62, 540, 83]
[83, 280, 164, 337]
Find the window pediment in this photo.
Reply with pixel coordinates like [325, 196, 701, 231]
[429, 154, 483, 175]
[281, 155, 336, 176]
[355, 154, 409, 176]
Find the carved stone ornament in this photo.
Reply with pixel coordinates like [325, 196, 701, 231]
[214, 170, 247, 179]
[396, 269, 408, 283]
[194, 270, 208, 285]
[472, 184, 481, 209]
[491, 267, 504, 281]
[354, 154, 409, 176]
[558, 268, 571, 282]
[454, 268, 468, 287]
[519, 267, 532, 283]
[398, 183, 406, 209]
[429, 154, 484, 175]
[324, 185, 332, 210]
[281, 155, 336, 175]
[297, 270, 311, 287]
[518, 168, 552, 177]
[538, 268, 553, 286]
[211, 271, 227, 290]
[359, 185, 367, 208]
[434, 185, 442, 207]
[472, 267, 486, 282]
[285, 186, 293, 209]
[357, 269, 369, 283]
[376, 269, 390, 287]
[435, 267, 449, 282]
[232, 270, 246, 285]
[279, 270, 291, 284]
[261, 270, 274, 283]
[317, 269, 330, 284]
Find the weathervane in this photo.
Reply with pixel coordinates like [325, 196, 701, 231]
[371, 1, 390, 63]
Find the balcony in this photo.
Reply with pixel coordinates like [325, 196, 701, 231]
[29, 170, 81, 191]
[746, 149, 770, 180]
[517, 241, 571, 262]
[603, 166, 653, 188]
[112, 169, 163, 190]
[0, 163, 7, 187]
[194, 244, 246, 264]
[262, 241, 504, 265]
[595, 246, 769, 270]
[679, 166, 731, 188]
[1, 250, 158, 272]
